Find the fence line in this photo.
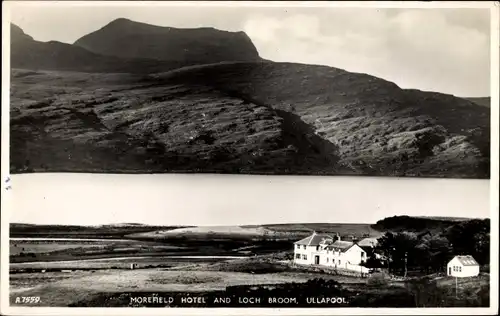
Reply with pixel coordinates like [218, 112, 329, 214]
[285, 261, 368, 278]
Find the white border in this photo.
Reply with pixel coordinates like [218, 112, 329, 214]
[1, 1, 498, 315]
[490, 2, 500, 316]
[1, 0, 12, 314]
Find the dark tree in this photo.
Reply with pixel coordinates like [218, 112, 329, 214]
[445, 219, 490, 265]
[376, 231, 419, 275]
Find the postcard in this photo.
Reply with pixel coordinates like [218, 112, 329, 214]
[1, 1, 498, 315]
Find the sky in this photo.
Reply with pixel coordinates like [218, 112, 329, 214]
[8, 3, 492, 97]
[8, 174, 490, 226]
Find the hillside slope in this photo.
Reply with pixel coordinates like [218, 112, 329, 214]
[11, 68, 345, 175]
[74, 18, 260, 63]
[465, 97, 491, 108]
[10, 60, 490, 178]
[371, 215, 473, 233]
[9, 223, 184, 238]
[152, 62, 490, 178]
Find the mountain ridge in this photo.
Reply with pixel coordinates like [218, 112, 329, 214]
[10, 23, 199, 74]
[73, 18, 261, 63]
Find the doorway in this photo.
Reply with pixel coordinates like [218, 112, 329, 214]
[448, 267, 451, 275]
[315, 255, 320, 264]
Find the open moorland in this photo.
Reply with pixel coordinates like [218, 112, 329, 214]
[10, 222, 380, 265]
[10, 255, 490, 307]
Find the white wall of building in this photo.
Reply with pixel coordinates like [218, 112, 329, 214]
[293, 244, 320, 265]
[293, 242, 367, 273]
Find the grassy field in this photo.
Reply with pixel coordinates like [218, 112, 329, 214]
[434, 273, 490, 298]
[10, 257, 489, 307]
[10, 241, 111, 256]
[9, 238, 230, 265]
[9, 264, 368, 306]
[10, 256, 241, 272]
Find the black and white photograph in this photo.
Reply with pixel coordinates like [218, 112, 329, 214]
[7, 2, 492, 178]
[1, 1, 498, 315]
[5, 175, 494, 310]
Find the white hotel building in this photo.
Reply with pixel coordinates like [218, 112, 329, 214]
[293, 232, 369, 273]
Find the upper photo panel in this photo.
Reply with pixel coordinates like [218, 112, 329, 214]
[9, 4, 492, 178]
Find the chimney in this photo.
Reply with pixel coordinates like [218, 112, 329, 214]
[336, 233, 341, 241]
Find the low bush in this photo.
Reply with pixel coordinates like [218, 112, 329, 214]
[367, 272, 390, 286]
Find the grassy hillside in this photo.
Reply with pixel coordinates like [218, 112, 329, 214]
[10, 68, 349, 175]
[10, 61, 490, 177]
[9, 223, 185, 239]
[257, 223, 380, 238]
[154, 62, 490, 178]
[128, 225, 301, 242]
[370, 215, 474, 233]
[465, 97, 491, 108]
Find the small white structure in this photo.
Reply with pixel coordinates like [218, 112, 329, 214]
[447, 255, 480, 278]
[293, 232, 368, 272]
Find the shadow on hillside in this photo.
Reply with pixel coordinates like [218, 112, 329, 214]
[218, 88, 347, 175]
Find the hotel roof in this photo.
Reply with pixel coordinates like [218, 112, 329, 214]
[294, 232, 333, 246]
[327, 240, 355, 253]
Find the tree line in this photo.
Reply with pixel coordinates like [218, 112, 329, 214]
[365, 218, 490, 276]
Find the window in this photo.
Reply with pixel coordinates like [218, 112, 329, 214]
[316, 245, 320, 251]
[296, 244, 300, 249]
[303, 245, 306, 250]
[295, 253, 301, 259]
[302, 254, 307, 260]
[326, 258, 329, 263]
[332, 259, 335, 264]
[459, 266, 462, 272]
[339, 260, 341, 265]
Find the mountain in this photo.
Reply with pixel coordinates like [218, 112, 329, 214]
[74, 18, 261, 63]
[11, 23, 34, 42]
[10, 61, 490, 178]
[10, 22, 490, 178]
[464, 97, 491, 108]
[10, 23, 196, 74]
